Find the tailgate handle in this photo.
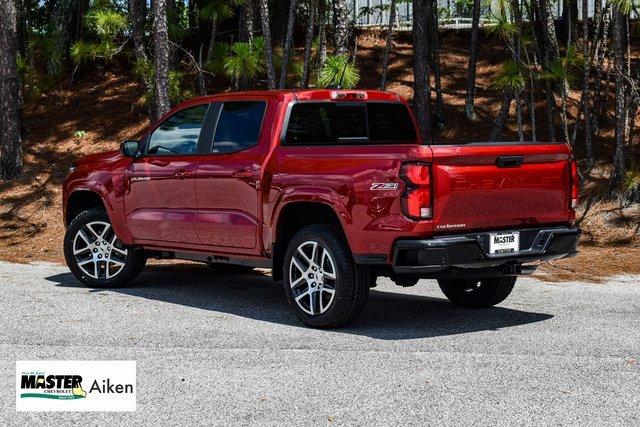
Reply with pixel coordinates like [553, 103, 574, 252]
[496, 155, 524, 168]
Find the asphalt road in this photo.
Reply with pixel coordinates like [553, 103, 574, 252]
[2, 260, 639, 425]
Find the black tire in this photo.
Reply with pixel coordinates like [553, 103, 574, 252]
[283, 224, 369, 328]
[206, 263, 255, 275]
[64, 207, 146, 288]
[437, 276, 517, 308]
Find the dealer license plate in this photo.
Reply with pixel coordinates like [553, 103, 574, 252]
[489, 232, 520, 254]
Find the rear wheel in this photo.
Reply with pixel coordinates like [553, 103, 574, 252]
[206, 263, 255, 275]
[437, 276, 516, 308]
[283, 225, 369, 328]
[64, 208, 146, 288]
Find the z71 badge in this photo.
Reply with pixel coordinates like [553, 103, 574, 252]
[370, 182, 399, 190]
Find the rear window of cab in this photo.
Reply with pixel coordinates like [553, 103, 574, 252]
[284, 102, 417, 145]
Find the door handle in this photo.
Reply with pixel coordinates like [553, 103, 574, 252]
[496, 155, 524, 168]
[150, 159, 170, 167]
[232, 169, 254, 178]
[174, 169, 193, 179]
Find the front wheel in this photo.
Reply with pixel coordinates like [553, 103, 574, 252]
[283, 225, 370, 328]
[64, 208, 146, 288]
[437, 276, 516, 308]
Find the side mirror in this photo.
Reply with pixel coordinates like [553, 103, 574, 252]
[121, 140, 141, 158]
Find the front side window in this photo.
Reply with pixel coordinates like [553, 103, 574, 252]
[285, 102, 416, 145]
[148, 104, 209, 155]
[212, 101, 266, 153]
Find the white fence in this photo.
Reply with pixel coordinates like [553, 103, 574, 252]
[353, 0, 639, 30]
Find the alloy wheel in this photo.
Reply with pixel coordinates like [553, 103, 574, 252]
[288, 240, 337, 315]
[72, 221, 128, 280]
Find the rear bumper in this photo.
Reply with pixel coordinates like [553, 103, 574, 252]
[391, 226, 580, 275]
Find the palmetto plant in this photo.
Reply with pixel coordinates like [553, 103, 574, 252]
[224, 41, 263, 83]
[318, 55, 360, 89]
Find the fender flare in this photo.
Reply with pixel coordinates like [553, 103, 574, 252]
[269, 186, 354, 248]
[65, 180, 133, 244]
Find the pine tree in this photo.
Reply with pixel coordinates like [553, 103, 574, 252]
[153, 0, 171, 119]
[258, 0, 276, 89]
[412, 0, 431, 142]
[0, 0, 22, 179]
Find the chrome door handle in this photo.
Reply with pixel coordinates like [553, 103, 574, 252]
[174, 170, 193, 179]
[232, 169, 253, 178]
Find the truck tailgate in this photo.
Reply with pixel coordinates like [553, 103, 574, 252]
[430, 142, 574, 232]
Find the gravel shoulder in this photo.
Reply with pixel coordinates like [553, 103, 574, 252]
[2, 261, 639, 425]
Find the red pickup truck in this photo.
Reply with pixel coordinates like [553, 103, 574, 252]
[63, 89, 580, 328]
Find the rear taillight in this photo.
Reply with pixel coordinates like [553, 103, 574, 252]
[570, 159, 579, 209]
[400, 162, 432, 219]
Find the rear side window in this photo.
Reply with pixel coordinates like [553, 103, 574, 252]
[213, 101, 266, 153]
[367, 103, 416, 142]
[148, 104, 209, 155]
[285, 102, 416, 145]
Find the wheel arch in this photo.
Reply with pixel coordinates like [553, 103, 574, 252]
[271, 200, 349, 281]
[64, 187, 132, 244]
[65, 189, 108, 226]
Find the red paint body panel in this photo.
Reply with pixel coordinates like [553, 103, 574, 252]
[62, 89, 576, 266]
[430, 143, 573, 233]
[124, 156, 199, 244]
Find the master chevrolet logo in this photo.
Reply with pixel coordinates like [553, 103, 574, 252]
[20, 374, 87, 400]
[17, 361, 137, 411]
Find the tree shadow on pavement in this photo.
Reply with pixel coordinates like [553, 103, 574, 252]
[46, 263, 553, 340]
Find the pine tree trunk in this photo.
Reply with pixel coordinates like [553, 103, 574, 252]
[379, 0, 396, 91]
[272, 0, 287, 47]
[610, 7, 627, 192]
[49, 0, 79, 75]
[206, 19, 218, 64]
[528, 84, 537, 141]
[515, 91, 524, 141]
[428, 0, 443, 125]
[300, 0, 317, 88]
[259, 0, 276, 89]
[490, 90, 513, 142]
[129, 0, 156, 118]
[153, 0, 170, 120]
[511, 0, 523, 141]
[464, 0, 481, 121]
[243, 0, 255, 43]
[593, 4, 611, 126]
[0, 0, 22, 179]
[536, 0, 559, 141]
[333, 0, 349, 55]
[412, 0, 431, 142]
[538, 0, 559, 62]
[129, 0, 148, 63]
[317, 0, 327, 67]
[279, 0, 297, 89]
[580, 0, 593, 166]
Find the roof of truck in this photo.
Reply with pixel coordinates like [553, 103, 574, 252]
[191, 89, 403, 103]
